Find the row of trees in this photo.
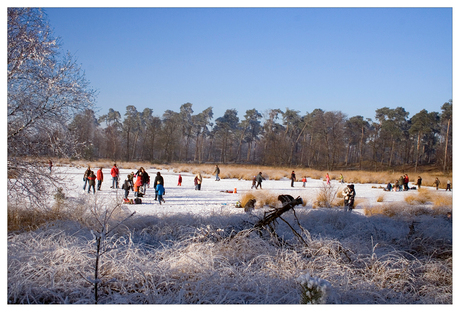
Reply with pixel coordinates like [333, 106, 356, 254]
[66, 101, 452, 172]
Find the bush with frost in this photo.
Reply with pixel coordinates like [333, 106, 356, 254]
[297, 273, 331, 304]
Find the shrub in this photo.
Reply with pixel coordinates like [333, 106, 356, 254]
[314, 184, 341, 208]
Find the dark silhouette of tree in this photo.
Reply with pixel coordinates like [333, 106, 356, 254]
[122, 105, 141, 162]
[98, 108, 122, 160]
[179, 103, 194, 161]
[410, 109, 437, 172]
[440, 100, 452, 172]
[238, 109, 262, 163]
[213, 109, 239, 163]
[160, 110, 181, 162]
[344, 116, 371, 168]
[192, 107, 213, 163]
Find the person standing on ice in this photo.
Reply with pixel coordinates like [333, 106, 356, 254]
[195, 172, 203, 190]
[83, 166, 91, 191]
[416, 176, 422, 190]
[394, 179, 400, 191]
[154, 172, 164, 199]
[433, 177, 440, 190]
[177, 174, 182, 186]
[446, 180, 451, 191]
[342, 184, 356, 211]
[134, 171, 143, 197]
[251, 176, 257, 189]
[302, 176, 307, 187]
[87, 171, 96, 194]
[325, 173, 331, 185]
[404, 174, 409, 191]
[255, 172, 265, 189]
[213, 165, 221, 181]
[121, 175, 133, 201]
[96, 167, 103, 191]
[135, 167, 148, 195]
[48, 159, 53, 173]
[110, 163, 119, 188]
[291, 170, 296, 187]
[398, 176, 404, 191]
[156, 181, 165, 204]
[141, 168, 150, 194]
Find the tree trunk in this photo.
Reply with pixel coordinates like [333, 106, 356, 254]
[444, 118, 450, 172]
[359, 126, 364, 170]
[388, 139, 394, 167]
[415, 132, 421, 173]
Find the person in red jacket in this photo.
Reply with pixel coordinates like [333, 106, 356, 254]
[134, 172, 143, 197]
[110, 164, 119, 188]
[404, 174, 409, 191]
[96, 167, 103, 191]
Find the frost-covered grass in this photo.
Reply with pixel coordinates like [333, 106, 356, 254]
[7, 164, 453, 304]
[8, 199, 452, 304]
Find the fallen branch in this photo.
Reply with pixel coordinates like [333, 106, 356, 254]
[250, 196, 308, 246]
[253, 196, 303, 230]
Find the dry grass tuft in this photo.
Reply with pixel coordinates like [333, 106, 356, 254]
[363, 202, 452, 219]
[314, 184, 341, 208]
[239, 191, 257, 208]
[404, 189, 432, 205]
[431, 193, 453, 208]
[363, 203, 403, 217]
[239, 190, 280, 208]
[376, 195, 385, 203]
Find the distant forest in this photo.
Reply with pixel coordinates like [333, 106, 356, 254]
[65, 101, 452, 172]
[8, 8, 452, 173]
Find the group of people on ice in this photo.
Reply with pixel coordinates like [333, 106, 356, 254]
[83, 166, 104, 193]
[384, 174, 412, 191]
[120, 168, 166, 205]
[82, 164, 166, 204]
[383, 174, 452, 192]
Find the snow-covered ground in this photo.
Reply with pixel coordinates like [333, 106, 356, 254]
[8, 165, 453, 304]
[57, 165, 449, 216]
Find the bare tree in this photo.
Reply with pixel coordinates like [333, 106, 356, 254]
[8, 8, 95, 208]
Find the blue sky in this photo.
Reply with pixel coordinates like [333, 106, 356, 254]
[44, 6, 453, 122]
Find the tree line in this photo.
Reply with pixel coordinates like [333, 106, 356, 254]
[8, 8, 452, 176]
[64, 101, 451, 172]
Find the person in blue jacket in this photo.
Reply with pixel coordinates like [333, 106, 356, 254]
[156, 181, 165, 204]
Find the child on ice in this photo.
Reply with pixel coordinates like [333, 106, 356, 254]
[122, 176, 133, 201]
[302, 177, 307, 187]
[156, 181, 165, 204]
